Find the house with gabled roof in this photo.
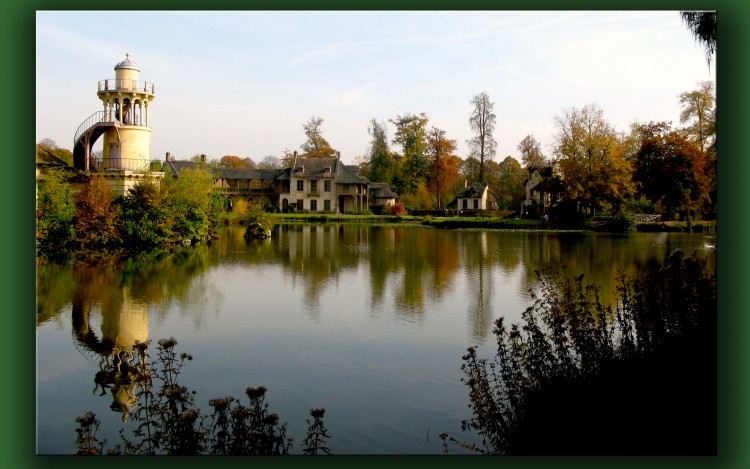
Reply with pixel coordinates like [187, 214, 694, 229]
[277, 154, 369, 213]
[163, 153, 371, 213]
[454, 182, 499, 214]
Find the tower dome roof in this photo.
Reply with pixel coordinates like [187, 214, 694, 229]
[114, 53, 140, 72]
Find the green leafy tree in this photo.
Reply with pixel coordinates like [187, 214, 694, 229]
[120, 180, 174, 246]
[552, 103, 634, 217]
[633, 121, 709, 220]
[459, 156, 481, 184]
[390, 112, 430, 194]
[161, 167, 218, 242]
[494, 156, 527, 210]
[36, 169, 76, 255]
[367, 118, 399, 185]
[301, 116, 337, 158]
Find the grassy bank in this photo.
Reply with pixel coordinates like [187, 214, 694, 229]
[422, 217, 548, 230]
[218, 212, 717, 233]
[637, 220, 717, 233]
[270, 213, 422, 224]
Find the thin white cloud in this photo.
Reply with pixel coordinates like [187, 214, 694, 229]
[36, 10, 715, 164]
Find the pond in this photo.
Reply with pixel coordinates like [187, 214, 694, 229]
[35, 224, 715, 455]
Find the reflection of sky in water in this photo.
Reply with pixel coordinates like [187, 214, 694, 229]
[36, 227, 713, 455]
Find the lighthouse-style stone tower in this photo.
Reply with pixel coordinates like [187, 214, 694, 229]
[73, 53, 163, 195]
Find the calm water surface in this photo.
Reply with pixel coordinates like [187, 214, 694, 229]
[36, 224, 715, 454]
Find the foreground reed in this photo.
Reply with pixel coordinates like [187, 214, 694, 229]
[446, 249, 716, 455]
[74, 337, 330, 456]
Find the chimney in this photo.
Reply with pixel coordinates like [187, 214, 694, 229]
[165, 151, 171, 161]
[201, 154, 206, 163]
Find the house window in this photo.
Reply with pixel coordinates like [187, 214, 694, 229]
[474, 199, 479, 209]
[310, 199, 318, 211]
[310, 180, 318, 192]
[462, 199, 468, 209]
[324, 180, 331, 192]
[324, 200, 331, 211]
[297, 199, 303, 210]
[296, 180, 304, 192]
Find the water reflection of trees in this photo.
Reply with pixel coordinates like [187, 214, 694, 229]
[38, 227, 714, 365]
[516, 232, 715, 308]
[37, 247, 220, 420]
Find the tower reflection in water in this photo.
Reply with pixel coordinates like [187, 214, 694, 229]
[71, 288, 150, 421]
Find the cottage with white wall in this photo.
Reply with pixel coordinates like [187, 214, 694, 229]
[455, 182, 498, 213]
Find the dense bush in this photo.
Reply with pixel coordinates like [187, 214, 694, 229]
[448, 250, 716, 455]
[36, 170, 77, 256]
[37, 168, 221, 258]
[608, 210, 637, 232]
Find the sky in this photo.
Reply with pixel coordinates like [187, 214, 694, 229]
[36, 10, 716, 166]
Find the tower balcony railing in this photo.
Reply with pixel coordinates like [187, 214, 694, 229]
[89, 157, 156, 173]
[98, 79, 155, 95]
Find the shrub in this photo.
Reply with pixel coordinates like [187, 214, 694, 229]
[36, 170, 77, 256]
[385, 202, 406, 216]
[74, 338, 330, 456]
[610, 210, 637, 232]
[73, 177, 123, 250]
[452, 250, 716, 455]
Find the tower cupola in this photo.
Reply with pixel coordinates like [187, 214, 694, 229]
[73, 52, 162, 196]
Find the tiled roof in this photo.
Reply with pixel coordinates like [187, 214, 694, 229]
[456, 182, 487, 198]
[216, 168, 283, 180]
[288, 157, 368, 185]
[165, 156, 369, 185]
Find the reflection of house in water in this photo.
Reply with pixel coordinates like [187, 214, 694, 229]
[72, 289, 150, 420]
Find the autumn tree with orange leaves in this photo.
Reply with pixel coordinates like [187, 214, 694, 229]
[73, 176, 122, 250]
[426, 126, 460, 210]
[633, 121, 709, 220]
